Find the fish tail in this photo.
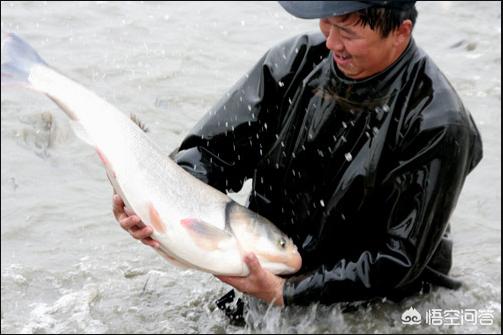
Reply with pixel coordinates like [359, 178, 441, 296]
[1, 32, 47, 88]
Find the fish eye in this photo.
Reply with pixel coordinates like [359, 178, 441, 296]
[278, 238, 286, 249]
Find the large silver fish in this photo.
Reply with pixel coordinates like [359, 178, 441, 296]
[1, 33, 302, 276]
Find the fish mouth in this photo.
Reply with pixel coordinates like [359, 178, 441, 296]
[288, 251, 302, 273]
[257, 251, 302, 275]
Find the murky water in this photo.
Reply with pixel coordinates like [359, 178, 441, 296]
[1, 1, 500, 333]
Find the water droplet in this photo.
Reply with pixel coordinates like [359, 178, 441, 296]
[275, 163, 280, 169]
[382, 104, 390, 113]
[248, 105, 252, 111]
[317, 149, 324, 157]
[341, 135, 347, 143]
[345, 153, 352, 161]
[288, 97, 293, 105]
[372, 127, 379, 136]
[225, 121, 229, 127]
[281, 141, 285, 147]
[264, 123, 268, 130]
[295, 48, 299, 54]
[278, 81, 285, 87]
[320, 200, 325, 207]
[342, 121, 347, 128]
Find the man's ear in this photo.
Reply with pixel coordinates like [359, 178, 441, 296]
[394, 19, 413, 47]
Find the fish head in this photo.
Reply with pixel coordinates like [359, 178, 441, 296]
[227, 203, 302, 275]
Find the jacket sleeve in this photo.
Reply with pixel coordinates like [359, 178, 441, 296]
[283, 118, 483, 305]
[172, 34, 325, 193]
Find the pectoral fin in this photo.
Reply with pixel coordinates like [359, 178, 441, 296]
[149, 203, 166, 234]
[181, 218, 233, 251]
[156, 247, 191, 269]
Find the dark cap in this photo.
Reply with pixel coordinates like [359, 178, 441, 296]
[278, 1, 416, 19]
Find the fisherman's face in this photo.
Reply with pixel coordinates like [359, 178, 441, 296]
[319, 13, 409, 79]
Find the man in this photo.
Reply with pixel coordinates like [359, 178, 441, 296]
[113, 0, 483, 308]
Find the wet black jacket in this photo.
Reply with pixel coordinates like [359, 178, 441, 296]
[172, 33, 483, 305]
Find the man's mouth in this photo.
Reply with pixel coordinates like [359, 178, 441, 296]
[333, 53, 352, 66]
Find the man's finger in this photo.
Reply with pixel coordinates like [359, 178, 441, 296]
[131, 226, 153, 240]
[124, 206, 136, 217]
[244, 253, 261, 273]
[112, 194, 125, 220]
[113, 194, 124, 208]
[141, 237, 160, 249]
[119, 215, 141, 230]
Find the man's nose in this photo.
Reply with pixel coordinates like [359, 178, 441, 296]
[325, 26, 344, 52]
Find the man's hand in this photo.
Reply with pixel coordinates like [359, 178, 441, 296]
[112, 194, 160, 249]
[216, 253, 286, 307]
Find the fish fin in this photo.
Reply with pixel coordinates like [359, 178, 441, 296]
[69, 119, 94, 145]
[148, 203, 167, 234]
[156, 247, 191, 269]
[181, 218, 233, 251]
[130, 113, 149, 133]
[1, 32, 47, 89]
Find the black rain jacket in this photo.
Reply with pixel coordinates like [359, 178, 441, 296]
[172, 33, 483, 305]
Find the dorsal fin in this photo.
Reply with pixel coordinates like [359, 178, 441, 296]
[130, 113, 149, 133]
